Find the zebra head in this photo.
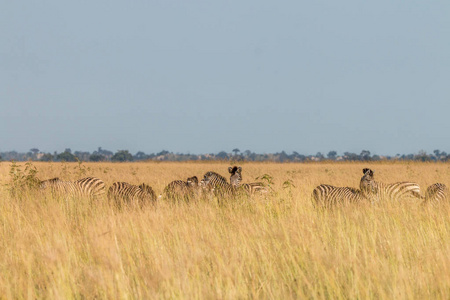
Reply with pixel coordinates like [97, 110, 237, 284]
[360, 168, 377, 195]
[186, 176, 199, 187]
[199, 177, 214, 193]
[228, 166, 242, 187]
[200, 177, 210, 189]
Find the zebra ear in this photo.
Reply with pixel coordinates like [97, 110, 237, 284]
[363, 168, 374, 176]
[228, 167, 233, 173]
[238, 167, 242, 173]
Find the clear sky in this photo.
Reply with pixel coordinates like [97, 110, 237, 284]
[1, 1, 449, 156]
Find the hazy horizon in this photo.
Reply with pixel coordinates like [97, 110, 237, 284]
[0, 146, 444, 158]
[1, 1, 449, 156]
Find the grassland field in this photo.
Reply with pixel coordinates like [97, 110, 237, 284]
[0, 161, 449, 299]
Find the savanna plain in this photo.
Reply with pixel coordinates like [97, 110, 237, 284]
[0, 161, 449, 299]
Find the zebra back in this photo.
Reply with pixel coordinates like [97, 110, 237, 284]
[108, 182, 156, 208]
[240, 182, 268, 195]
[423, 183, 448, 205]
[74, 177, 106, 198]
[139, 183, 157, 202]
[202, 171, 235, 197]
[360, 168, 422, 201]
[40, 177, 105, 199]
[163, 177, 199, 201]
[312, 184, 367, 208]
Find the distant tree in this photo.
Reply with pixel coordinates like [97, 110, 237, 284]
[74, 151, 90, 162]
[292, 151, 306, 161]
[360, 150, 371, 161]
[315, 152, 325, 160]
[111, 150, 133, 162]
[89, 154, 106, 162]
[243, 150, 252, 157]
[40, 153, 54, 162]
[232, 148, 240, 156]
[157, 150, 169, 156]
[216, 151, 229, 160]
[95, 147, 113, 157]
[56, 151, 77, 162]
[404, 154, 414, 160]
[64, 148, 72, 154]
[30, 148, 39, 155]
[279, 151, 289, 162]
[134, 151, 149, 161]
[343, 152, 359, 161]
[415, 150, 431, 162]
[327, 151, 337, 160]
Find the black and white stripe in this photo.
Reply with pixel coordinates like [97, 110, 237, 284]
[423, 183, 448, 204]
[39, 177, 106, 198]
[107, 182, 157, 208]
[228, 166, 268, 195]
[163, 176, 199, 201]
[312, 184, 367, 208]
[360, 168, 422, 201]
[202, 171, 236, 197]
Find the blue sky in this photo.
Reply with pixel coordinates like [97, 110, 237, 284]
[1, 1, 449, 155]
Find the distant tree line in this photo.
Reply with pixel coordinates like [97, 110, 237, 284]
[0, 148, 449, 163]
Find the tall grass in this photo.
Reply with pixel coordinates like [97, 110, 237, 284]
[0, 161, 449, 299]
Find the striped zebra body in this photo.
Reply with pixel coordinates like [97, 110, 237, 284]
[107, 182, 157, 208]
[202, 171, 236, 197]
[423, 183, 448, 204]
[360, 168, 422, 201]
[240, 182, 268, 195]
[40, 177, 105, 198]
[312, 184, 367, 208]
[228, 166, 268, 195]
[163, 176, 199, 201]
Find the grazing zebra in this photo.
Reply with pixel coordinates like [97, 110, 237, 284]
[107, 182, 157, 208]
[202, 171, 237, 198]
[423, 183, 448, 205]
[163, 176, 199, 201]
[228, 166, 268, 195]
[39, 177, 106, 199]
[359, 168, 423, 201]
[312, 184, 368, 208]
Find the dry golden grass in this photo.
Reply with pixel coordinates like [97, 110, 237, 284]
[0, 161, 449, 299]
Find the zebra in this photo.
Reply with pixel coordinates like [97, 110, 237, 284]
[228, 166, 268, 195]
[312, 184, 368, 208]
[359, 168, 423, 201]
[163, 176, 200, 201]
[422, 183, 448, 205]
[107, 182, 157, 208]
[39, 177, 106, 199]
[202, 171, 237, 198]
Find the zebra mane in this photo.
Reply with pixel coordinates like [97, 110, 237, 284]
[203, 171, 228, 183]
[139, 183, 154, 194]
[43, 177, 62, 184]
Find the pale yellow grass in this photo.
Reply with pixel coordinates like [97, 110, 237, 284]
[0, 161, 449, 299]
